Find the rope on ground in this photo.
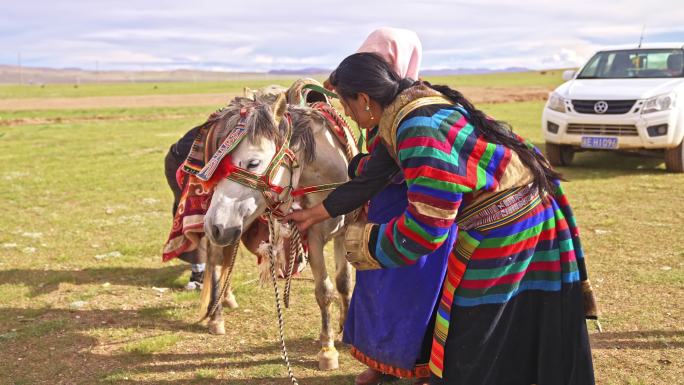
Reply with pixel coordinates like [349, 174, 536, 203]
[267, 214, 299, 385]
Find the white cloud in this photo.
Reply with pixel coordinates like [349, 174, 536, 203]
[542, 49, 588, 69]
[1, 0, 682, 72]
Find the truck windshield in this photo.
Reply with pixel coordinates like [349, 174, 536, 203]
[577, 49, 684, 79]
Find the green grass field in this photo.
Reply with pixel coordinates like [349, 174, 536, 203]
[0, 70, 564, 99]
[0, 73, 682, 385]
[0, 78, 303, 99]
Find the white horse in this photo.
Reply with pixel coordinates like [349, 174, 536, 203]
[199, 92, 356, 370]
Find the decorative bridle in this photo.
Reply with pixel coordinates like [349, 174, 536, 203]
[197, 105, 299, 217]
[197, 96, 356, 217]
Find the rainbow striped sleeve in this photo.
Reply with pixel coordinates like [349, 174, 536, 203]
[372, 106, 500, 268]
[353, 154, 370, 178]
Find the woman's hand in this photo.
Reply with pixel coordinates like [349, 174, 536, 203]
[284, 203, 331, 233]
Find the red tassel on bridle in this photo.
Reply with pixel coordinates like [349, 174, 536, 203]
[199, 155, 237, 189]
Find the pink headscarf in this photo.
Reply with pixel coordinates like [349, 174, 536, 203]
[357, 27, 422, 80]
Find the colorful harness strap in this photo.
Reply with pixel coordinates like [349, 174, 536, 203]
[196, 119, 249, 181]
[286, 101, 360, 198]
[291, 183, 342, 197]
[310, 101, 357, 160]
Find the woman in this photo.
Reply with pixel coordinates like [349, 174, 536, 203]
[288, 53, 595, 384]
[322, 29, 439, 385]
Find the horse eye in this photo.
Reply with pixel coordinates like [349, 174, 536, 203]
[247, 159, 261, 169]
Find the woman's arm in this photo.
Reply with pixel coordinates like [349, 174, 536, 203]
[322, 143, 400, 217]
[356, 108, 476, 268]
[285, 144, 399, 232]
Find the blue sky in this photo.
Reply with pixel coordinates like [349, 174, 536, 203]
[2, 0, 683, 72]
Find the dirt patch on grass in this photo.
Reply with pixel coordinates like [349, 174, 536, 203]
[0, 86, 551, 111]
[0, 113, 202, 127]
[0, 92, 233, 111]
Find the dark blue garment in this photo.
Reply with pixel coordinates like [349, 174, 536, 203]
[343, 182, 456, 370]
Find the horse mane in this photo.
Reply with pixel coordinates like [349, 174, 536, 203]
[204, 95, 319, 165]
[206, 96, 281, 144]
[288, 106, 319, 164]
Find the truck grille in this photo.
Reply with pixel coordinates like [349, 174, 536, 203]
[566, 124, 639, 136]
[571, 100, 636, 114]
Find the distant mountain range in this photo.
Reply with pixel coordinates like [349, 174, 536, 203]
[0, 64, 534, 84]
[0, 65, 286, 84]
[267, 68, 330, 75]
[421, 67, 531, 75]
[267, 66, 532, 76]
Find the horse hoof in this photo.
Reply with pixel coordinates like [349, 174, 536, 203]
[317, 347, 339, 370]
[208, 320, 225, 335]
[223, 295, 239, 309]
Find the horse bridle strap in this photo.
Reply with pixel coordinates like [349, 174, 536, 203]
[207, 102, 355, 216]
[291, 183, 343, 197]
[222, 113, 298, 216]
[196, 118, 250, 181]
[285, 101, 356, 197]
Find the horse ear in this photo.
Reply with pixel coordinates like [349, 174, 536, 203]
[243, 86, 255, 100]
[271, 92, 288, 126]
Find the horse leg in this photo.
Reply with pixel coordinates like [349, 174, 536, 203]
[204, 241, 225, 335]
[333, 234, 352, 336]
[208, 266, 226, 335]
[222, 286, 239, 309]
[222, 246, 239, 309]
[307, 231, 339, 370]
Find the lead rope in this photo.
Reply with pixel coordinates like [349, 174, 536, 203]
[267, 213, 299, 385]
[283, 224, 306, 308]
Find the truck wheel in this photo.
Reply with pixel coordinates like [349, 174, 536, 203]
[545, 142, 574, 167]
[665, 141, 684, 173]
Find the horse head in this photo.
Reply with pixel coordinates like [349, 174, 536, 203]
[203, 93, 296, 246]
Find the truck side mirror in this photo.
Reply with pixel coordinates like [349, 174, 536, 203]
[562, 70, 576, 81]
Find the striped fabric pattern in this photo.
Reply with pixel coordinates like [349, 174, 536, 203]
[553, 181, 588, 280]
[453, 198, 580, 308]
[373, 105, 511, 268]
[429, 194, 583, 378]
[367, 104, 586, 378]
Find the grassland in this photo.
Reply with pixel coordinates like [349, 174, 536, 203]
[0, 70, 564, 99]
[0, 72, 682, 385]
[0, 78, 306, 99]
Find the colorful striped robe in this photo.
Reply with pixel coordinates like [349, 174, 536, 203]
[364, 93, 594, 384]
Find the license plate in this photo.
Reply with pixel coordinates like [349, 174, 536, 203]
[581, 136, 618, 149]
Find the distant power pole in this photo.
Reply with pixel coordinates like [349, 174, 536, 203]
[18, 52, 23, 84]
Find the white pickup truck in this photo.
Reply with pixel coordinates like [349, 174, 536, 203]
[542, 43, 684, 172]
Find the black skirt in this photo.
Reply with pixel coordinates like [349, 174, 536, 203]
[431, 282, 594, 385]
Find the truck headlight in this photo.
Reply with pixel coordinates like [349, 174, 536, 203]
[546, 92, 566, 113]
[643, 93, 676, 114]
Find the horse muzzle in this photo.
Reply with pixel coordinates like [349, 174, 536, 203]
[206, 222, 242, 247]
